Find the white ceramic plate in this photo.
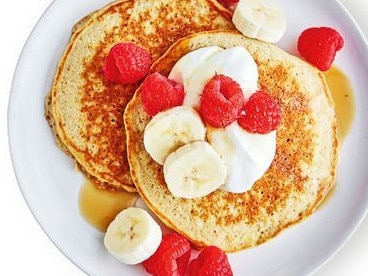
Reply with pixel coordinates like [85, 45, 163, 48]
[8, 0, 368, 275]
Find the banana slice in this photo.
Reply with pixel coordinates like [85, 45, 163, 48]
[144, 106, 206, 165]
[232, 0, 286, 43]
[163, 141, 227, 199]
[103, 207, 162, 265]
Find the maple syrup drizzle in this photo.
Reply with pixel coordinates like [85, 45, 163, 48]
[79, 180, 138, 232]
[318, 66, 355, 209]
[324, 66, 355, 140]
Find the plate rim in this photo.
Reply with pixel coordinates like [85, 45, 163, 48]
[7, 0, 368, 275]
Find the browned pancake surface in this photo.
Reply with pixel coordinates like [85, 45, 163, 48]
[124, 31, 339, 251]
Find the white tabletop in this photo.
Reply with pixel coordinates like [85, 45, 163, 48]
[1, 0, 367, 275]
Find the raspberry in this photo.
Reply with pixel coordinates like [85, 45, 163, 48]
[103, 43, 151, 84]
[238, 91, 281, 134]
[297, 27, 344, 71]
[142, 233, 191, 276]
[187, 246, 233, 276]
[200, 74, 244, 128]
[141, 72, 184, 116]
[217, 0, 239, 11]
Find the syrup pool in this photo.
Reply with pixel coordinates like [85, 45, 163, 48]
[79, 181, 138, 232]
[324, 66, 355, 140]
[318, 66, 355, 209]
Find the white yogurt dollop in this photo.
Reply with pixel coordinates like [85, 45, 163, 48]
[207, 123, 276, 193]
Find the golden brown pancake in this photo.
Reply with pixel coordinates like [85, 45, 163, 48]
[48, 0, 234, 191]
[45, 11, 121, 191]
[124, 30, 339, 252]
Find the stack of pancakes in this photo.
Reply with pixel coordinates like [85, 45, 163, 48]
[45, 0, 234, 192]
[46, 0, 338, 252]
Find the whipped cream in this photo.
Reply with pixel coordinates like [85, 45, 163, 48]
[168, 46, 276, 193]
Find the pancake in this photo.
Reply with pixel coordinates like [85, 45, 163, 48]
[124, 30, 339, 252]
[45, 10, 123, 191]
[48, 0, 234, 191]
